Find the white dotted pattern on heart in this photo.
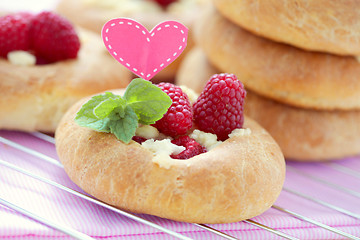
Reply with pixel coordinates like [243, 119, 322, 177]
[102, 18, 187, 80]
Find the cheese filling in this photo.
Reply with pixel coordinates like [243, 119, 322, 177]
[139, 127, 252, 168]
[7, 51, 36, 66]
[141, 139, 185, 169]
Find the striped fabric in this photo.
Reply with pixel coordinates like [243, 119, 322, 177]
[0, 130, 359, 239]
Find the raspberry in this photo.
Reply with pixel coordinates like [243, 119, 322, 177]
[152, 0, 177, 8]
[171, 136, 207, 159]
[132, 136, 147, 144]
[0, 12, 34, 58]
[193, 73, 246, 141]
[153, 83, 193, 137]
[30, 11, 80, 63]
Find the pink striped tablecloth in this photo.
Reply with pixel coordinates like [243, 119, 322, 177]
[0, 130, 359, 239]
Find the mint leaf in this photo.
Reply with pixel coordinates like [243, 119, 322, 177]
[76, 117, 111, 132]
[76, 92, 116, 120]
[75, 78, 172, 143]
[124, 78, 172, 125]
[93, 97, 125, 119]
[108, 106, 138, 143]
[75, 92, 120, 132]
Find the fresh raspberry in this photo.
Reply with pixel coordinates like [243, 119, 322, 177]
[132, 136, 147, 144]
[171, 136, 207, 159]
[193, 73, 246, 141]
[152, 0, 177, 8]
[30, 11, 80, 63]
[0, 12, 34, 58]
[153, 83, 193, 137]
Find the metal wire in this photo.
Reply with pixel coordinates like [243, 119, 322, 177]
[29, 132, 56, 144]
[283, 187, 360, 220]
[1, 133, 360, 239]
[287, 165, 360, 198]
[325, 162, 360, 180]
[0, 197, 95, 240]
[0, 158, 193, 240]
[0, 136, 63, 168]
[244, 220, 300, 240]
[194, 224, 240, 240]
[272, 205, 360, 240]
[0, 135, 298, 240]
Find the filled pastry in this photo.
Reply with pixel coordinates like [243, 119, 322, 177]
[55, 76, 285, 223]
[0, 11, 131, 132]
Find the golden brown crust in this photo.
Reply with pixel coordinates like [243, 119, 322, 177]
[196, 6, 360, 110]
[177, 47, 360, 161]
[55, 0, 206, 82]
[213, 0, 360, 56]
[0, 28, 131, 132]
[246, 93, 360, 161]
[55, 90, 285, 223]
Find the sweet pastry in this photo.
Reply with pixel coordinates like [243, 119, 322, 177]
[177, 47, 360, 161]
[55, 77, 285, 223]
[195, 6, 360, 110]
[0, 11, 131, 132]
[56, 0, 209, 82]
[213, 0, 360, 56]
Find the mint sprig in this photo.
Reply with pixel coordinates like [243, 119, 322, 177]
[75, 78, 172, 143]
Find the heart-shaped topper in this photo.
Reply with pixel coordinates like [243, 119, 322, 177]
[102, 18, 188, 81]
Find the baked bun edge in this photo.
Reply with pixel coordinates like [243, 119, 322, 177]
[213, 0, 360, 56]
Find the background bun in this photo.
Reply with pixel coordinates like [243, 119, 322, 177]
[196, 6, 360, 110]
[213, 0, 360, 55]
[0, 29, 131, 132]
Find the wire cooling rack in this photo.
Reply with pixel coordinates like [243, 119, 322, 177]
[0, 130, 359, 240]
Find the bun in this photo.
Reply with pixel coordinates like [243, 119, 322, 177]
[213, 0, 360, 56]
[196, 6, 360, 110]
[55, 90, 285, 224]
[177, 47, 360, 161]
[245, 93, 360, 161]
[0, 29, 131, 132]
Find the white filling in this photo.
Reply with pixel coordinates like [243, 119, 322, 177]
[190, 128, 252, 151]
[135, 125, 159, 139]
[140, 127, 252, 168]
[180, 85, 199, 104]
[141, 139, 185, 169]
[190, 129, 221, 150]
[7, 51, 36, 66]
[228, 128, 252, 138]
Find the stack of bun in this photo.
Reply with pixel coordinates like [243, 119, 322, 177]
[56, 0, 209, 82]
[177, 1, 360, 161]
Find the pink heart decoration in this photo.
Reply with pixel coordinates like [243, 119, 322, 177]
[102, 18, 188, 81]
